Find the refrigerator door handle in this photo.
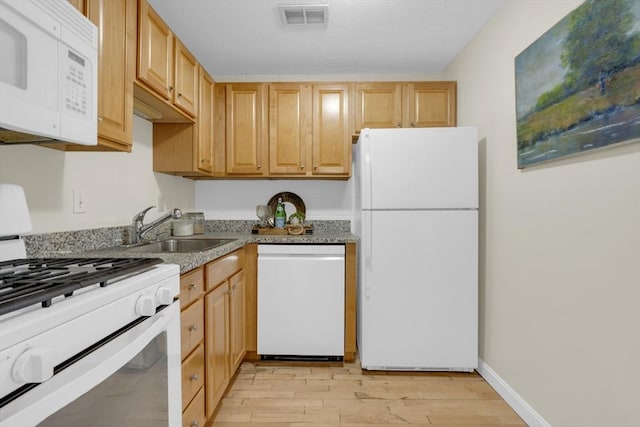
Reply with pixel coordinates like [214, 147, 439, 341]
[363, 129, 373, 210]
[364, 213, 373, 299]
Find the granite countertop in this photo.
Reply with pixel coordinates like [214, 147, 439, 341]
[25, 221, 358, 274]
[85, 231, 357, 274]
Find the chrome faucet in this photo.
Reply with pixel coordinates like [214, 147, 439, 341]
[132, 206, 182, 244]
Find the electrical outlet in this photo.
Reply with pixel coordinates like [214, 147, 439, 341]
[73, 189, 86, 214]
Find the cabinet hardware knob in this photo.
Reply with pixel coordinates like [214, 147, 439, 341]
[188, 283, 197, 290]
[191, 421, 199, 427]
[189, 373, 199, 381]
[188, 324, 198, 331]
[410, 122, 416, 127]
[178, 93, 183, 98]
[169, 86, 174, 92]
[97, 116, 103, 122]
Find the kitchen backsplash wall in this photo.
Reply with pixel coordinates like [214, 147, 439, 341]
[195, 178, 355, 223]
[0, 116, 195, 234]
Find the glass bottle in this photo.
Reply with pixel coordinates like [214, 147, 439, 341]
[274, 197, 286, 228]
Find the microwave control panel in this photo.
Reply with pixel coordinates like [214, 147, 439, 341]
[62, 48, 91, 119]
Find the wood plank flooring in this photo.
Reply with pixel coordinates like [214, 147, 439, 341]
[208, 359, 526, 426]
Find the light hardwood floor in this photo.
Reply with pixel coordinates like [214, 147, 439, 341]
[209, 359, 526, 426]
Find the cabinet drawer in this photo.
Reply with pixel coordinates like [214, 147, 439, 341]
[181, 343, 205, 410]
[206, 248, 245, 291]
[180, 267, 204, 309]
[182, 386, 206, 427]
[181, 299, 204, 358]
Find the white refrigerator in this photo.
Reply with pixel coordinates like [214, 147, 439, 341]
[354, 127, 478, 371]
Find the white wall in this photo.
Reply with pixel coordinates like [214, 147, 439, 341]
[195, 179, 354, 221]
[0, 116, 195, 233]
[445, 1, 640, 426]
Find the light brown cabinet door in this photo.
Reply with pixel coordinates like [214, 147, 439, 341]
[225, 83, 267, 176]
[268, 84, 311, 175]
[180, 298, 204, 358]
[205, 282, 229, 418]
[196, 68, 214, 174]
[181, 344, 205, 410]
[137, 0, 173, 100]
[174, 38, 198, 117]
[405, 82, 457, 127]
[87, 0, 135, 151]
[354, 83, 402, 131]
[182, 387, 206, 427]
[229, 270, 245, 373]
[312, 84, 351, 176]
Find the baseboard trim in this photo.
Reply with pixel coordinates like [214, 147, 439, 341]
[477, 358, 551, 427]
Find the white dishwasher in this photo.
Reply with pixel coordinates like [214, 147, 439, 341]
[257, 244, 345, 359]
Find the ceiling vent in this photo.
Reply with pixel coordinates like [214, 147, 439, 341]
[278, 4, 328, 25]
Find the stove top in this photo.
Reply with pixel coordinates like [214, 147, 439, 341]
[0, 258, 163, 316]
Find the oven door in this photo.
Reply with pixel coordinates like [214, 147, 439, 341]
[0, 302, 181, 427]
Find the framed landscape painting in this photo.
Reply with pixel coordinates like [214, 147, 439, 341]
[515, 0, 640, 168]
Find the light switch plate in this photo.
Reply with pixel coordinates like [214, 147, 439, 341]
[73, 189, 86, 214]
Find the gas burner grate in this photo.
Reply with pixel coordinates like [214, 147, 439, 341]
[0, 257, 163, 315]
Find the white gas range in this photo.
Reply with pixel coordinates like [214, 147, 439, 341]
[0, 185, 182, 426]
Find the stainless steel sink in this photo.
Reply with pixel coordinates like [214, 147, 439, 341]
[123, 238, 235, 253]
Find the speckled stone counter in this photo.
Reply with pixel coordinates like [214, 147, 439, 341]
[24, 220, 358, 274]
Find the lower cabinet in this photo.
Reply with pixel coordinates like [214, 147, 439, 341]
[204, 282, 228, 413]
[179, 248, 246, 425]
[204, 248, 246, 418]
[228, 270, 245, 371]
[179, 267, 206, 427]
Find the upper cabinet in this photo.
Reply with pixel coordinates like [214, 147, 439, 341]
[353, 81, 457, 133]
[173, 39, 199, 117]
[268, 84, 311, 176]
[88, 0, 136, 151]
[312, 84, 351, 176]
[153, 66, 215, 177]
[268, 83, 351, 178]
[58, 0, 135, 152]
[404, 82, 457, 128]
[196, 68, 215, 174]
[135, 0, 197, 122]
[354, 83, 402, 130]
[137, 0, 172, 100]
[224, 83, 268, 177]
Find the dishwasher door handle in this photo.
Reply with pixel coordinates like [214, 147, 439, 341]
[259, 254, 344, 261]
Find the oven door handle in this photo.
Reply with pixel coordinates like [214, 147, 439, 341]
[0, 303, 181, 427]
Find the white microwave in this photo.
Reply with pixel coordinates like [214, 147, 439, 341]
[0, 0, 97, 146]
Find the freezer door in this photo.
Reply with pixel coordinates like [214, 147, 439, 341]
[360, 127, 478, 210]
[358, 210, 478, 370]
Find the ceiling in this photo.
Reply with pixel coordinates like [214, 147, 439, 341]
[147, 0, 506, 79]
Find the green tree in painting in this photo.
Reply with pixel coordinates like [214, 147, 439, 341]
[560, 0, 634, 94]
